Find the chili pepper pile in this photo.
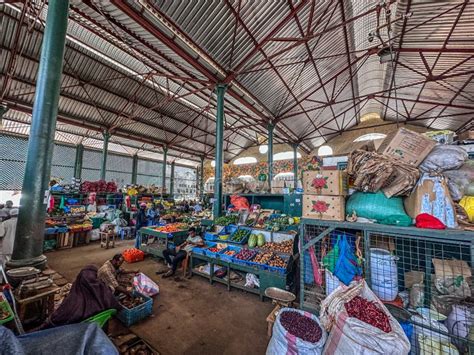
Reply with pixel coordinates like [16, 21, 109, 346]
[280, 311, 322, 343]
[344, 296, 392, 333]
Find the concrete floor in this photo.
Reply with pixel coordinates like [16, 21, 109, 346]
[46, 241, 274, 355]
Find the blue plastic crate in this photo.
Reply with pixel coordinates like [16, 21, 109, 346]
[116, 291, 153, 327]
[45, 227, 57, 235]
[206, 242, 226, 258]
[232, 249, 257, 267]
[192, 242, 212, 256]
[224, 224, 238, 235]
[57, 226, 69, 233]
[204, 232, 219, 241]
[218, 245, 242, 263]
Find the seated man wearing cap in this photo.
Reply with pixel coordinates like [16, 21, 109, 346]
[160, 227, 203, 278]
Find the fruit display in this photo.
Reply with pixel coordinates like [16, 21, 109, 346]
[214, 215, 239, 226]
[344, 296, 392, 333]
[223, 250, 236, 256]
[261, 240, 293, 254]
[234, 248, 256, 260]
[252, 252, 273, 265]
[231, 228, 251, 243]
[249, 233, 266, 248]
[268, 254, 287, 268]
[154, 223, 187, 233]
[280, 311, 323, 343]
[207, 246, 224, 253]
[119, 295, 145, 309]
[218, 234, 229, 241]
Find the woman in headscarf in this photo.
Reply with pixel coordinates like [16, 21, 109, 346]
[42, 265, 120, 328]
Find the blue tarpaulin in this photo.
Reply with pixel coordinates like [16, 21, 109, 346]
[1, 323, 118, 355]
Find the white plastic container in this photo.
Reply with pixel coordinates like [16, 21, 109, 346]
[325, 270, 343, 296]
[370, 248, 398, 301]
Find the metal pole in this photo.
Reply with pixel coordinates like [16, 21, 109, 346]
[131, 154, 138, 185]
[267, 123, 274, 191]
[162, 146, 167, 195]
[199, 156, 205, 200]
[74, 143, 83, 179]
[213, 84, 226, 219]
[100, 130, 110, 180]
[170, 161, 175, 198]
[293, 143, 298, 190]
[9, 0, 69, 269]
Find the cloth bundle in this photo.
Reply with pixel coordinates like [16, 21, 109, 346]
[347, 150, 420, 197]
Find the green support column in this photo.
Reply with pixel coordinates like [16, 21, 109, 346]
[293, 143, 298, 190]
[170, 161, 175, 198]
[162, 147, 168, 195]
[131, 154, 138, 185]
[199, 156, 205, 200]
[213, 84, 226, 219]
[74, 143, 84, 179]
[267, 123, 274, 191]
[9, 0, 69, 269]
[100, 130, 110, 181]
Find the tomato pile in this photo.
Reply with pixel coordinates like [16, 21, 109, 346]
[122, 248, 145, 263]
[280, 311, 322, 343]
[344, 296, 392, 333]
[154, 223, 187, 233]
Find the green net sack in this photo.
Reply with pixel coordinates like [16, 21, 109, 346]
[346, 192, 412, 226]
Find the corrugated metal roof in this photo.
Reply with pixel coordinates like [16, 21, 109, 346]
[2, 0, 473, 156]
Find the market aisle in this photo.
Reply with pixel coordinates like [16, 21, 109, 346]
[46, 241, 274, 355]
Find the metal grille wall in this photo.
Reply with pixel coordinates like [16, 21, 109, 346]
[174, 166, 197, 199]
[106, 153, 133, 185]
[81, 149, 102, 181]
[0, 134, 76, 189]
[137, 159, 163, 186]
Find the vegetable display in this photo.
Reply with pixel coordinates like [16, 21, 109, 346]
[231, 228, 251, 243]
[253, 252, 273, 264]
[223, 250, 236, 256]
[344, 296, 392, 333]
[154, 223, 187, 233]
[268, 254, 287, 268]
[264, 215, 300, 231]
[122, 248, 145, 263]
[234, 249, 256, 260]
[81, 180, 117, 193]
[208, 247, 224, 253]
[214, 215, 238, 226]
[261, 240, 293, 254]
[280, 311, 323, 343]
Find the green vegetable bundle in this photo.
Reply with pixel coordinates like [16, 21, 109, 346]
[214, 215, 239, 226]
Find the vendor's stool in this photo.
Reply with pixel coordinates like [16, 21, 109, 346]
[100, 231, 115, 249]
[264, 287, 296, 338]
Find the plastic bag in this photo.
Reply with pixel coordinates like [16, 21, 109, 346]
[443, 161, 474, 201]
[266, 308, 327, 355]
[420, 145, 467, 173]
[244, 273, 260, 288]
[230, 194, 250, 211]
[334, 236, 362, 286]
[133, 273, 159, 297]
[320, 280, 410, 355]
[460, 196, 474, 222]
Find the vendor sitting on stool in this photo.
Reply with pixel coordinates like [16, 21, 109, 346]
[160, 227, 203, 278]
[98, 254, 138, 295]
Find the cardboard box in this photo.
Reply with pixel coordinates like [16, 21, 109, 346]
[302, 195, 345, 221]
[303, 170, 348, 196]
[377, 127, 436, 166]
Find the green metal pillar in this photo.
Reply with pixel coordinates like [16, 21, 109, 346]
[293, 143, 298, 189]
[213, 84, 226, 219]
[267, 123, 274, 191]
[199, 156, 205, 200]
[100, 130, 110, 181]
[131, 154, 138, 185]
[162, 147, 168, 195]
[9, 0, 69, 270]
[74, 143, 84, 179]
[170, 161, 175, 198]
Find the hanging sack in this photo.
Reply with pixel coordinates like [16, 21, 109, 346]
[266, 308, 327, 355]
[320, 280, 410, 355]
[133, 272, 159, 297]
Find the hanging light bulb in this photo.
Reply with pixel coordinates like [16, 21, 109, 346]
[259, 145, 268, 154]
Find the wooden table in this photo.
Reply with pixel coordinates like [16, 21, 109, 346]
[15, 285, 59, 325]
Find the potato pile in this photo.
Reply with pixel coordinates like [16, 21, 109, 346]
[268, 254, 287, 268]
[253, 252, 273, 264]
[261, 240, 293, 253]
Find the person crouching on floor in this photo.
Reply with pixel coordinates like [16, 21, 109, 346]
[160, 227, 203, 278]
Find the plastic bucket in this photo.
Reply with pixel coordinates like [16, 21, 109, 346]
[325, 270, 342, 296]
[370, 248, 398, 301]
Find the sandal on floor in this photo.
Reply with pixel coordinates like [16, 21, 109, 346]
[162, 270, 174, 278]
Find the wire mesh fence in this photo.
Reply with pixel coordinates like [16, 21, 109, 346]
[300, 220, 474, 354]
